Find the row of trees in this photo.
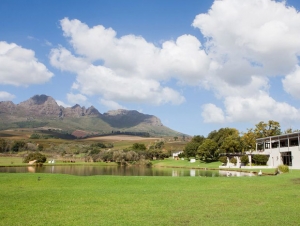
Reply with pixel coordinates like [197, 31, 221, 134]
[0, 139, 45, 153]
[183, 120, 284, 162]
[86, 142, 168, 165]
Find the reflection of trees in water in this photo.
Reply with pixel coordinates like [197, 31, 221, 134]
[0, 166, 255, 177]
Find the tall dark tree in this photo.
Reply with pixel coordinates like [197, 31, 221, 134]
[0, 138, 8, 152]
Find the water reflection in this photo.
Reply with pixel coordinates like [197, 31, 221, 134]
[0, 166, 255, 177]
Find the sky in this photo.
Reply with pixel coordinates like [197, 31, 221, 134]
[1, 0, 300, 136]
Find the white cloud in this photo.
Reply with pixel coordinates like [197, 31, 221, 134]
[223, 92, 300, 123]
[202, 92, 300, 124]
[56, 100, 71, 108]
[194, 0, 300, 124]
[51, 18, 204, 106]
[67, 93, 87, 105]
[72, 65, 185, 105]
[50, 47, 89, 73]
[193, 0, 300, 74]
[0, 91, 15, 101]
[100, 99, 126, 110]
[0, 41, 53, 86]
[57, 18, 211, 82]
[282, 66, 300, 99]
[202, 103, 225, 123]
[50, 0, 300, 127]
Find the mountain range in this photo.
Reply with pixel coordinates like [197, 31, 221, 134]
[0, 94, 183, 137]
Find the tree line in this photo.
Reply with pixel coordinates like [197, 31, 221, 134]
[183, 120, 292, 162]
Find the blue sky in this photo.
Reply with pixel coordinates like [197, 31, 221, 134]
[1, 0, 300, 136]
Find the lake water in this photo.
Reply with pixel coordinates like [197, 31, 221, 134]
[0, 165, 255, 177]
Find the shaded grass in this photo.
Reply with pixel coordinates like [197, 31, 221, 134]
[0, 172, 300, 225]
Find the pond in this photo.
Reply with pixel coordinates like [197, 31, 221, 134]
[0, 165, 255, 177]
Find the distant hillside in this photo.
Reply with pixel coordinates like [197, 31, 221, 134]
[0, 94, 184, 137]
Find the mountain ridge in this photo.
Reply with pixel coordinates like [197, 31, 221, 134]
[0, 94, 183, 137]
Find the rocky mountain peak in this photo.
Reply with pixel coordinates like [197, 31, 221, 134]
[86, 106, 101, 116]
[18, 94, 61, 116]
[101, 109, 163, 127]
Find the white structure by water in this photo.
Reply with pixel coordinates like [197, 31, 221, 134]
[255, 132, 300, 169]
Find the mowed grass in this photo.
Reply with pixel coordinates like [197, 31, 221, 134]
[1, 172, 300, 226]
[153, 158, 222, 169]
[0, 157, 24, 165]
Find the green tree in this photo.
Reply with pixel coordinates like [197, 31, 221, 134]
[154, 141, 164, 149]
[208, 128, 239, 148]
[183, 135, 205, 158]
[191, 135, 206, 143]
[38, 144, 44, 151]
[241, 128, 256, 152]
[254, 120, 281, 138]
[0, 138, 8, 152]
[132, 143, 146, 151]
[23, 152, 47, 163]
[220, 135, 241, 153]
[11, 141, 26, 152]
[197, 139, 219, 162]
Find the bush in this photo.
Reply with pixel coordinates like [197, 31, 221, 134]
[252, 155, 269, 165]
[219, 156, 227, 164]
[230, 157, 237, 164]
[23, 152, 47, 163]
[278, 164, 289, 173]
[240, 155, 249, 165]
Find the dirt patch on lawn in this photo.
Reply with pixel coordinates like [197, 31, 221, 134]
[291, 178, 300, 184]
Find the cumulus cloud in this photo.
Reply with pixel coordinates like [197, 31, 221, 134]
[0, 91, 15, 101]
[193, 0, 300, 78]
[59, 18, 211, 82]
[0, 41, 53, 86]
[282, 66, 300, 99]
[50, 0, 300, 125]
[51, 18, 212, 106]
[100, 99, 126, 110]
[56, 100, 71, 108]
[193, 0, 300, 123]
[71, 65, 185, 105]
[202, 103, 225, 123]
[225, 92, 300, 122]
[67, 93, 87, 105]
[202, 92, 300, 125]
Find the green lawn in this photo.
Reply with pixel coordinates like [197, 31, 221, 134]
[0, 157, 24, 166]
[1, 171, 300, 225]
[153, 158, 222, 168]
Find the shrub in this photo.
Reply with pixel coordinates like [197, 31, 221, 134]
[252, 154, 269, 165]
[219, 156, 227, 164]
[23, 152, 47, 163]
[278, 164, 289, 173]
[230, 157, 237, 164]
[240, 155, 249, 165]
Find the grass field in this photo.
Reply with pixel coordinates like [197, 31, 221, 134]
[0, 171, 300, 226]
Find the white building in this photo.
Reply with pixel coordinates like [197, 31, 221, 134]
[256, 132, 300, 169]
[172, 151, 183, 159]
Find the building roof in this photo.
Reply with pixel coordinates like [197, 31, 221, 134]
[256, 131, 300, 142]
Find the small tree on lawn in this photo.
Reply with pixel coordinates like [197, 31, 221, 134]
[23, 152, 47, 163]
